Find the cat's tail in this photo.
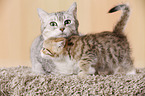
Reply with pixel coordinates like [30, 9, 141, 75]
[108, 4, 130, 34]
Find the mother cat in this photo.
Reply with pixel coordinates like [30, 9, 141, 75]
[31, 2, 79, 74]
[41, 4, 136, 77]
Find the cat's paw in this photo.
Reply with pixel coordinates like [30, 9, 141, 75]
[78, 72, 87, 79]
[126, 69, 136, 75]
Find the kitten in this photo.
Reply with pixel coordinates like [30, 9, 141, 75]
[31, 2, 79, 74]
[41, 4, 136, 77]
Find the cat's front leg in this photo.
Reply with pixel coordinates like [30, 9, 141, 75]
[78, 59, 96, 78]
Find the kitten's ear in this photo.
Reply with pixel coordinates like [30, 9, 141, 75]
[37, 8, 48, 22]
[67, 2, 77, 17]
[55, 38, 66, 48]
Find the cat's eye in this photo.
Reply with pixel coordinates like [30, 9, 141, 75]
[43, 48, 45, 50]
[64, 19, 71, 25]
[50, 22, 57, 26]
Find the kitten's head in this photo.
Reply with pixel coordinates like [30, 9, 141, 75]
[37, 2, 79, 40]
[41, 37, 67, 59]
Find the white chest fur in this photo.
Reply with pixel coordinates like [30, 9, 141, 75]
[53, 56, 80, 75]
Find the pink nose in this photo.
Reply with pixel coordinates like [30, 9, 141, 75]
[60, 27, 65, 32]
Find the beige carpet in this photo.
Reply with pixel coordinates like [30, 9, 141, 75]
[0, 66, 145, 95]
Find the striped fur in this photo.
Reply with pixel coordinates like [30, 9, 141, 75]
[41, 31, 135, 77]
[37, 2, 79, 40]
[31, 2, 80, 74]
[109, 4, 130, 34]
[41, 4, 136, 77]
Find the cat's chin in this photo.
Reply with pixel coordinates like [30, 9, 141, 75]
[41, 51, 50, 59]
[57, 34, 67, 38]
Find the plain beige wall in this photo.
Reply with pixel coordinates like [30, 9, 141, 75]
[0, 0, 145, 68]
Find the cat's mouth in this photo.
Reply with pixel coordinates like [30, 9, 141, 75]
[41, 48, 54, 57]
[58, 33, 67, 37]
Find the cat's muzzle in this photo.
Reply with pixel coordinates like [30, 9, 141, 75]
[41, 48, 54, 57]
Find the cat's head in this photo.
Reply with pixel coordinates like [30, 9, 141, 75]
[37, 2, 79, 40]
[41, 37, 67, 59]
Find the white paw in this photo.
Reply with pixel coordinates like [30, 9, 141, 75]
[78, 72, 87, 79]
[126, 69, 136, 75]
[88, 67, 96, 74]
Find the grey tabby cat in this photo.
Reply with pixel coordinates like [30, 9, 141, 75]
[31, 2, 79, 74]
[41, 4, 136, 77]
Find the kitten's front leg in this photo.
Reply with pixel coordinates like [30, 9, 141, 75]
[78, 59, 96, 78]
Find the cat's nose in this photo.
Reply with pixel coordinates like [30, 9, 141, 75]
[60, 27, 65, 32]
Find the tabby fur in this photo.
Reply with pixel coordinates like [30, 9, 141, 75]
[41, 4, 136, 77]
[31, 2, 79, 74]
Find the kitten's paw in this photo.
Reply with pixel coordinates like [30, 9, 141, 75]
[126, 69, 136, 75]
[78, 72, 87, 79]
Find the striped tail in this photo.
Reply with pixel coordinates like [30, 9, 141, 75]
[108, 4, 130, 34]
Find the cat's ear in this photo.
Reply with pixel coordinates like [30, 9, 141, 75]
[67, 2, 77, 17]
[55, 38, 66, 48]
[37, 8, 48, 22]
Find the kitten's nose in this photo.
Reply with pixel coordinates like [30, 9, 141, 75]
[60, 27, 65, 32]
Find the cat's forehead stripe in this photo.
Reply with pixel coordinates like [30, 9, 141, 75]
[49, 12, 72, 22]
[55, 12, 64, 21]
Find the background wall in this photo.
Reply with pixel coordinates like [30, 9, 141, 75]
[0, 0, 145, 68]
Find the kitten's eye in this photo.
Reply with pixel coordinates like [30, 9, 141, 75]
[43, 48, 45, 50]
[50, 22, 57, 26]
[64, 19, 71, 25]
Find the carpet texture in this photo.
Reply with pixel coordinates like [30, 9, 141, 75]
[0, 66, 145, 95]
